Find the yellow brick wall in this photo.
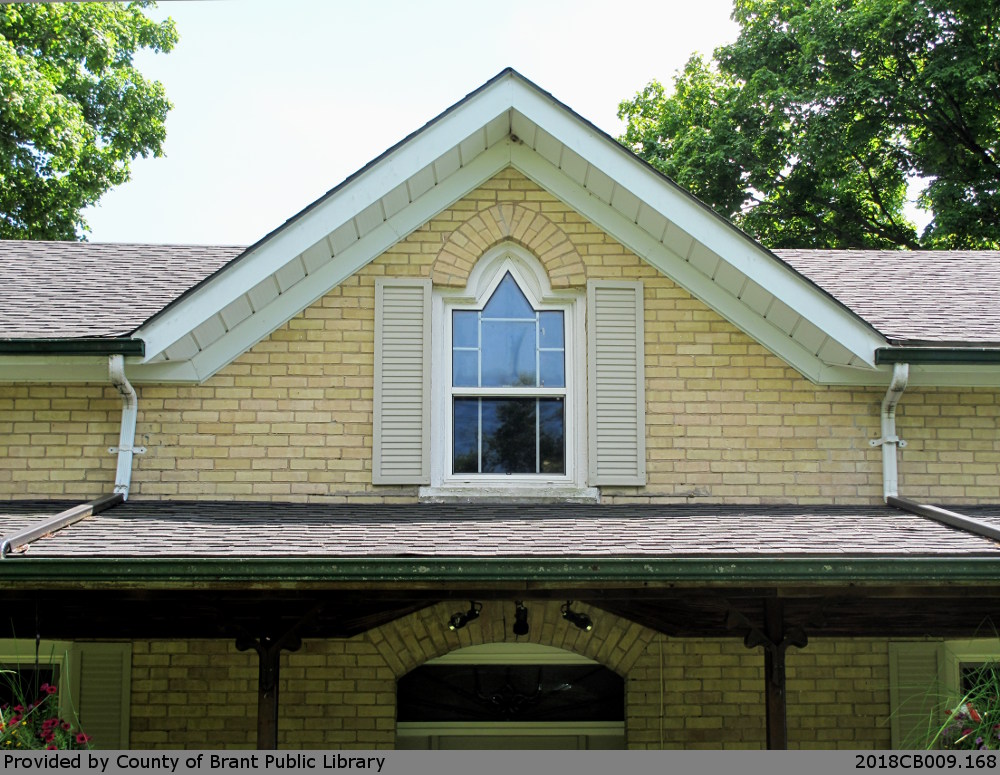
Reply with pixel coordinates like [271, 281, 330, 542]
[1, 168, 997, 503]
[626, 638, 765, 749]
[786, 639, 892, 750]
[126, 605, 892, 749]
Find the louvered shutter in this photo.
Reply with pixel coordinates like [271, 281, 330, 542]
[888, 642, 943, 748]
[373, 279, 431, 484]
[70, 642, 131, 749]
[587, 280, 646, 486]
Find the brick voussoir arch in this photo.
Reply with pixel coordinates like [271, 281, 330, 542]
[366, 600, 655, 678]
[432, 204, 586, 288]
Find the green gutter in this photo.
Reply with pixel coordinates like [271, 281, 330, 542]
[876, 347, 1000, 365]
[0, 338, 145, 356]
[3, 556, 1000, 584]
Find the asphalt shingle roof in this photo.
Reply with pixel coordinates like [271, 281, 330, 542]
[3, 501, 999, 559]
[0, 241, 244, 338]
[776, 249, 1000, 344]
[2, 242, 997, 344]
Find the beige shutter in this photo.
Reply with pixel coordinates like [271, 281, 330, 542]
[373, 278, 432, 484]
[888, 641, 943, 749]
[70, 642, 131, 749]
[587, 280, 646, 486]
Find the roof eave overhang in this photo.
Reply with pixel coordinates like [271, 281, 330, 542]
[3, 555, 1000, 586]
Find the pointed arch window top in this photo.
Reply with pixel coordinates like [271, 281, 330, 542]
[452, 272, 565, 389]
[483, 273, 535, 319]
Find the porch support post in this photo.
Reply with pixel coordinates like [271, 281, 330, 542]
[236, 631, 303, 750]
[764, 598, 788, 750]
[731, 597, 807, 750]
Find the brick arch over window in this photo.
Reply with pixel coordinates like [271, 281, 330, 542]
[432, 204, 586, 288]
[365, 600, 655, 678]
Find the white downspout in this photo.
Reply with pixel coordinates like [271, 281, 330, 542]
[870, 362, 909, 501]
[109, 354, 144, 500]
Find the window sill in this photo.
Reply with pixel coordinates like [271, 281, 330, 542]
[419, 484, 600, 504]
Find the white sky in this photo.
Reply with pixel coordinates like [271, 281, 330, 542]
[82, 0, 741, 245]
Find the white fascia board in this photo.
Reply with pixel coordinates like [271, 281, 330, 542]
[0, 356, 112, 383]
[182, 143, 513, 382]
[511, 145, 856, 385]
[0, 355, 200, 383]
[2, 351, 998, 388]
[905, 364, 1000, 387]
[135, 78, 518, 362]
[508, 84, 885, 368]
[816, 363, 1000, 387]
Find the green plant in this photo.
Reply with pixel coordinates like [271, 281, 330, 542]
[930, 663, 1000, 750]
[1, 674, 90, 750]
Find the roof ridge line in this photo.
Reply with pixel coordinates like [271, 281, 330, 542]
[0, 493, 123, 558]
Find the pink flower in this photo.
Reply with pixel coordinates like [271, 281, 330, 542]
[75, 733, 91, 745]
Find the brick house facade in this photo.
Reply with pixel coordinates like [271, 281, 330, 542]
[2, 70, 999, 750]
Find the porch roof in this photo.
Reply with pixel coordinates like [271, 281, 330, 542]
[2, 500, 998, 558]
[3, 501, 1000, 586]
[5, 500, 1000, 640]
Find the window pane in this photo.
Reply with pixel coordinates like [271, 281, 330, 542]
[453, 310, 479, 348]
[452, 350, 478, 387]
[482, 273, 535, 319]
[0, 665, 58, 708]
[539, 311, 564, 348]
[539, 398, 565, 474]
[453, 399, 480, 474]
[482, 321, 536, 387]
[453, 398, 565, 475]
[398, 664, 624, 722]
[539, 351, 565, 387]
[481, 398, 537, 473]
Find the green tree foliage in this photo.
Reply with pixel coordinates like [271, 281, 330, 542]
[0, 2, 177, 239]
[618, 0, 1000, 249]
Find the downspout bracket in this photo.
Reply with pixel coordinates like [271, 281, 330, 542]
[108, 446, 147, 454]
[869, 437, 907, 448]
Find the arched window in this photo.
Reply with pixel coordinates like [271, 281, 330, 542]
[396, 643, 624, 750]
[430, 245, 588, 494]
[451, 271, 566, 475]
[373, 242, 646, 496]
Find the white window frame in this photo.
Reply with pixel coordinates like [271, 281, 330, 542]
[421, 244, 596, 501]
[0, 639, 76, 720]
[944, 639, 1000, 701]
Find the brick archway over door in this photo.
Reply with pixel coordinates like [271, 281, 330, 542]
[366, 600, 654, 678]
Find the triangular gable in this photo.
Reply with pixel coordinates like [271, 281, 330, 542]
[31, 70, 897, 385]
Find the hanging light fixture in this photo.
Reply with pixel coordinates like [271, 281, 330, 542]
[512, 600, 529, 636]
[561, 601, 593, 632]
[447, 601, 482, 631]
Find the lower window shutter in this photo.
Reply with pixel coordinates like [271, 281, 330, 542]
[374, 279, 432, 484]
[71, 642, 131, 749]
[888, 641, 943, 748]
[587, 280, 646, 486]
